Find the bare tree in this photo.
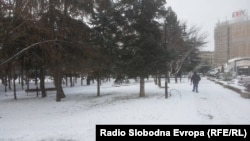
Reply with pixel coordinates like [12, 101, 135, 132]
[170, 25, 208, 79]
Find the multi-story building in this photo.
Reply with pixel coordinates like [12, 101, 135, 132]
[230, 20, 250, 59]
[199, 51, 214, 67]
[214, 12, 250, 74]
[214, 23, 230, 65]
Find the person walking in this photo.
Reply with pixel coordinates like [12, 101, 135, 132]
[191, 72, 201, 93]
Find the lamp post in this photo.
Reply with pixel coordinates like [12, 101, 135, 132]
[164, 20, 168, 98]
[164, 20, 187, 99]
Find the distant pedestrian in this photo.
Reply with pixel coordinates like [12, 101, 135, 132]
[191, 72, 201, 93]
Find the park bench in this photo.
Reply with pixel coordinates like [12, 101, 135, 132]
[25, 87, 56, 95]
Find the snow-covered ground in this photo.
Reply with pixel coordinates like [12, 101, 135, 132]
[0, 77, 250, 141]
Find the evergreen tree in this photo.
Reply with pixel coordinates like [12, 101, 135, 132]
[0, 0, 94, 101]
[90, 0, 123, 96]
[116, 0, 167, 97]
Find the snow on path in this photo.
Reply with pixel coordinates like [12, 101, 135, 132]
[0, 77, 250, 141]
[195, 78, 250, 124]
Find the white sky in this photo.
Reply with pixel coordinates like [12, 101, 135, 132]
[166, 0, 250, 51]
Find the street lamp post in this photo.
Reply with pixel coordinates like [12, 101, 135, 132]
[164, 20, 187, 99]
[164, 20, 168, 98]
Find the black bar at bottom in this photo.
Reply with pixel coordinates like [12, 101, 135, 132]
[96, 124, 250, 141]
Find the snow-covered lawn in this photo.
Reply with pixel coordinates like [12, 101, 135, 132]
[0, 77, 250, 141]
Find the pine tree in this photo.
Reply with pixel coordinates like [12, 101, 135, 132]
[90, 0, 121, 96]
[116, 0, 167, 97]
[0, 0, 94, 101]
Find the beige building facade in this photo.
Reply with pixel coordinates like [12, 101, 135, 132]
[214, 19, 250, 66]
[199, 51, 214, 67]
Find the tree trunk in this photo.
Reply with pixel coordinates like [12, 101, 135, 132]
[168, 71, 170, 83]
[175, 74, 178, 83]
[8, 69, 11, 90]
[40, 67, 46, 97]
[26, 76, 29, 92]
[13, 66, 17, 100]
[65, 74, 68, 87]
[70, 73, 73, 87]
[158, 75, 161, 87]
[139, 76, 145, 97]
[4, 73, 7, 92]
[81, 74, 83, 86]
[13, 78, 17, 100]
[53, 65, 65, 102]
[74, 74, 77, 86]
[21, 62, 24, 89]
[18, 73, 20, 84]
[35, 62, 39, 97]
[154, 75, 157, 85]
[97, 74, 100, 96]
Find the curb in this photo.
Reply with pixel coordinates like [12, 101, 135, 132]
[207, 77, 250, 99]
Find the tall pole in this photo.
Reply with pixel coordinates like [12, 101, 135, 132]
[164, 20, 168, 98]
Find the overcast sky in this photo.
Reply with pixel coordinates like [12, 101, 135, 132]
[166, 0, 250, 51]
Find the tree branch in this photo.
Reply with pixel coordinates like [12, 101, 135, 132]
[0, 40, 58, 67]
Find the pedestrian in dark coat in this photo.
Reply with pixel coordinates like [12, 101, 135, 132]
[191, 72, 201, 93]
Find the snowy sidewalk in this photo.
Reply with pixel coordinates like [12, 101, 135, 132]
[0, 77, 250, 141]
[207, 77, 250, 98]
